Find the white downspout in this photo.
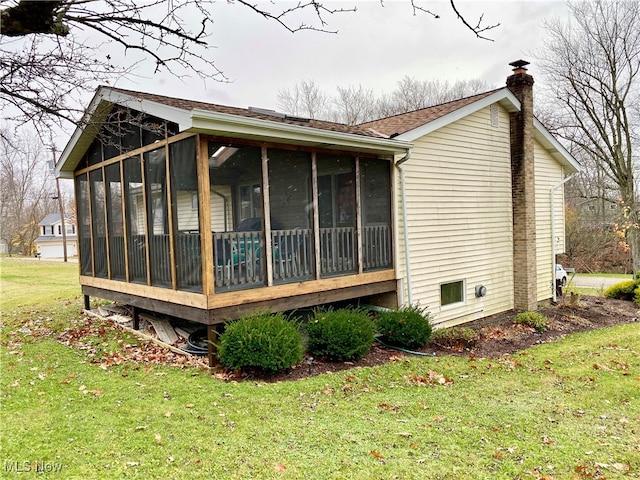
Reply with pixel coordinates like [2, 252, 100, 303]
[396, 149, 413, 305]
[551, 173, 575, 302]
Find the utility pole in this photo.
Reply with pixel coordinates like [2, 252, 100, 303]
[51, 147, 68, 262]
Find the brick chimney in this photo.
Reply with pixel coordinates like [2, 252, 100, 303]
[507, 60, 538, 311]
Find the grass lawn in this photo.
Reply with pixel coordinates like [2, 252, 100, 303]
[0, 257, 81, 310]
[1, 259, 639, 479]
[574, 273, 633, 279]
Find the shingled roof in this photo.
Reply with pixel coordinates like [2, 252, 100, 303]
[358, 89, 502, 137]
[106, 87, 390, 139]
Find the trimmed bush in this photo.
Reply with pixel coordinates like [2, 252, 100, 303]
[217, 312, 304, 373]
[376, 305, 433, 348]
[431, 326, 479, 350]
[514, 311, 547, 332]
[604, 280, 638, 301]
[306, 308, 374, 361]
[633, 285, 640, 306]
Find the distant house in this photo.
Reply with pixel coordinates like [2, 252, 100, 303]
[55, 60, 579, 362]
[576, 198, 619, 229]
[35, 213, 77, 258]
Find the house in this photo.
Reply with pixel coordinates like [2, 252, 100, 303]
[35, 213, 78, 258]
[55, 61, 580, 362]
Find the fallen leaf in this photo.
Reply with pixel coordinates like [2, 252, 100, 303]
[541, 436, 555, 445]
[185, 403, 195, 408]
[370, 450, 385, 459]
[274, 463, 287, 472]
[611, 463, 630, 473]
[155, 434, 162, 444]
[164, 412, 172, 418]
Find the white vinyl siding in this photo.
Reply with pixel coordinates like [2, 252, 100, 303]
[396, 104, 514, 327]
[534, 139, 565, 302]
[210, 186, 233, 232]
[175, 191, 199, 231]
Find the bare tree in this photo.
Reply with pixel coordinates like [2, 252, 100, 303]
[537, 0, 640, 273]
[328, 85, 377, 125]
[377, 76, 493, 117]
[278, 75, 493, 123]
[0, 130, 58, 255]
[0, 0, 498, 138]
[276, 80, 330, 120]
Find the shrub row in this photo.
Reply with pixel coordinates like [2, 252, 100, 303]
[603, 279, 640, 305]
[216, 305, 434, 374]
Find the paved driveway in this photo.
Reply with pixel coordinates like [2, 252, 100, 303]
[572, 274, 632, 289]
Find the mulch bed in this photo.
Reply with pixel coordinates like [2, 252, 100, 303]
[60, 295, 639, 382]
[263, 295, 639, 382]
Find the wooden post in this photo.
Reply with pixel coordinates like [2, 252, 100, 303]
[132, 306, 140, 331]
[261, 146, 273, 287]
[311, 152, 321, 280]
[207, 324, 219, 368]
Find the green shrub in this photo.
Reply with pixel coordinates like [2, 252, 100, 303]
[633, 285, 640, 306]
[376, 305, 433, 348]
[514, 311, 548, 332]
[217, 312, 304, 373]
[306, 308, 374, 361]
[604, 280, 638, 301]
[431, 326, 479, 349]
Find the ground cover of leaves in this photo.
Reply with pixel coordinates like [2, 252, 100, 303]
[29, 295, 640, 382]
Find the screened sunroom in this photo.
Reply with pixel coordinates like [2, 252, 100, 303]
[59, 87, 410, 331]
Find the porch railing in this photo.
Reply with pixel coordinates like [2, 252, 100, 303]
[363, 224, 391, 270]
[86, 224, 390, 291]
[214, 231, 264, 290]
[127, 235, 147, 283]
[175, 232, 202, 291]
[272, 228, 314, 282]
[320, 227, 356, 275]
[109, 236, 126, 280]
[149, 234, 171, 287]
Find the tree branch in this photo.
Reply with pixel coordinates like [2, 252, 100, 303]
[448, 0, 500, 41]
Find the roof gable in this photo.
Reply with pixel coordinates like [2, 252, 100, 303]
[39, 213, 62, 226]
[359, 88, 520, 140]
[359, 87, 579, 174]
[533, 119, 581, 172]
